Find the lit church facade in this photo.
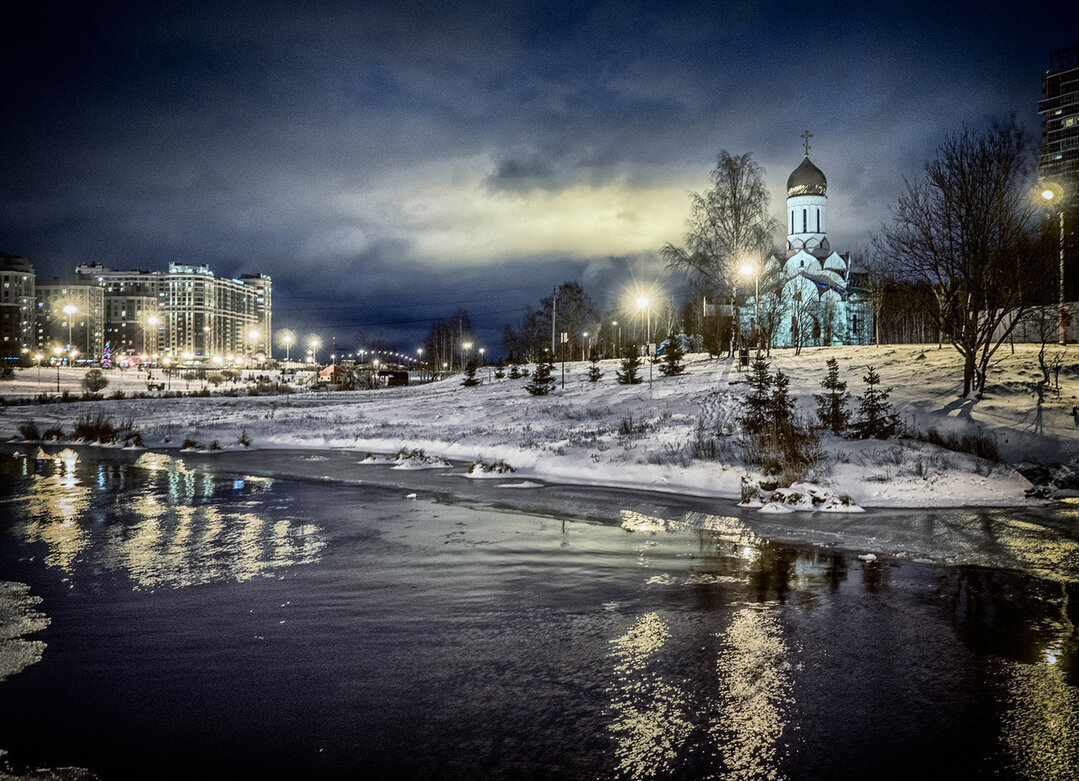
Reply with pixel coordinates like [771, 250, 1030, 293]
[743, 135, 872, 348]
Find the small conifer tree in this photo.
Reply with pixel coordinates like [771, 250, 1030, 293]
[740, 355, 772, 434]
[525, 357, 556, 395]
[658, 337, 686, 376]
[587, 356, 603, 382]
[509, 360, 522, 379]
[494, 360, 506, 379]
[461, 358, 481, 387]
[814, 358, 851, 434]
[616, 344, 643, 385]
[852, 365, 900, 439]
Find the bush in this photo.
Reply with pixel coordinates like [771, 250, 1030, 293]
[81, 369, 109, 394]
[42, 427, 65, 441]
[181, 438, 201, 450]
[122, 431, 144, 448]
[72, 413, 120, 443]
[236, 428, 251, 447]
[18, 421, 41, 440]
[110, 390, 127, 400]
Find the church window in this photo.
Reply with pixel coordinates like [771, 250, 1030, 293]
[790, 211, 794, 233]
[853, 314, 858, 333]
[816, 210, 820, 233]
[802, 209, 807, 233]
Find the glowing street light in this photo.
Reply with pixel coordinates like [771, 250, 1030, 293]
[62, 304, 77, 349]
[462, 341, 473, 370]
[1041, 183, 1067, 344]
[281, 332, 294, 364]
[309, 337, 321, 364]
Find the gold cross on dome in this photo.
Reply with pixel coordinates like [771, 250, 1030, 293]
[801, 130, 812, 156]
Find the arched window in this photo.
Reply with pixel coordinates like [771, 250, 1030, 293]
[790, 211, 794, 234]
[816, 209, 820, 233]
[802, 209, 807, 233]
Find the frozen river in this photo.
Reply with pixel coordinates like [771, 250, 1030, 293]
[0, 446, 1076, 779]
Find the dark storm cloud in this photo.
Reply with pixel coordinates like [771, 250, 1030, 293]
[2, 0, 1076, 350]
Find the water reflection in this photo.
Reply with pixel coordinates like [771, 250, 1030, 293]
[607, 613, 694, 780]
[713, 606, 792, 780]
[1000, 659, 1079, 779]
[3, 449, 325, 590]
[0, 581, 50, 683]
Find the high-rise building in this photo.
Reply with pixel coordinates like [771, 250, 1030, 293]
[74, 262, 271, 363]
[0, 252, 36, 361]
[1038, 44, 1079, 299]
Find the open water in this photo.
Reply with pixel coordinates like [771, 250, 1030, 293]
[0, 446, 1076, 779]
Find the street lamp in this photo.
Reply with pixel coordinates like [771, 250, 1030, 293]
[62, 304, 77, 350]
[53, 346, 62, 391]
[1041, 184, 1066, 344]
[740, 259, 761, 353]
[462, 341, 472, 370]
[282, 332, 294, 364]
[309, 338, 320, 365]
[635, 295, 653, 387]
[582, 332, 589, 362]
[612, 320, 620, 356]
[145, 315, 159, 355]
[34, 353, 43, 384]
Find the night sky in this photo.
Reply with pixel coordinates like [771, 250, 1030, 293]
[3, 0, 1075, 354]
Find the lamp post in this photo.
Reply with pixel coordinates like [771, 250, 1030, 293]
[145, 315, 159, 356]
[739, 260, 761, 353]
[35, 353, 43, 385]
[309, 338, 320, 365]
[463, 341, 472, 370]
[582, 332, 589, 362]
[283, 333, 293, 365]
[53, 346, 62, 391]
[62, 304, 77, 350]
[635, 295, 652, 387]
[612, 320, 620, 356]
[1042, 185, 1067, 344]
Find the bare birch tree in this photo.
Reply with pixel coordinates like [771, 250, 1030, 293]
[662, 150, 780, 296]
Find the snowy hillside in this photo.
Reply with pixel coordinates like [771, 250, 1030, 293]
[3, 344, 1078, 508]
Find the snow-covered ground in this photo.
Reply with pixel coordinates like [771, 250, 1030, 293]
[2, 344, 1078, 508]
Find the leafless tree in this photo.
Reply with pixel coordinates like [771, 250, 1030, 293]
[880, 119, 1051, 396]
[662, 150, 780, 297]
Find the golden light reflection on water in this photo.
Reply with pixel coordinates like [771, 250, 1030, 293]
[10, 451, 326, 590]
[1000, 658, 1079, 780]
[21, 448, 90, 571]
[713, 606, 793, 780]
[607, 613, 694, 780]
[0, 581, 50, 683]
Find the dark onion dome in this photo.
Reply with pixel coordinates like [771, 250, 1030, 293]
[786, 155, 827, 197]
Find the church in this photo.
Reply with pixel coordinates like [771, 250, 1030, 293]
[742, 133, 872, 349]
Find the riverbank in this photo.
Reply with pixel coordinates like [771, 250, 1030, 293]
[2, 344, 1077, 508]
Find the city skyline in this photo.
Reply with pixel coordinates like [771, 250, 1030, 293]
[3, 0, 1075, 349]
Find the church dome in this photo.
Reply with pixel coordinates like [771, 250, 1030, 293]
[787, 156, 827, 197]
